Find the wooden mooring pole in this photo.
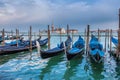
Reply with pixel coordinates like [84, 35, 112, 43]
[98, 28, 100, 41]
[18, 29, 19, 38]
[2, 29, 5, 46]
[60, 28, 62, 43]
[72, 30, 74, 45]
[107, 29, 110, 49]
[104, 29, 107, 52]
[110, 29, 112, 52]
[84, 28, 86, 41]
[117, 8, 120, 59]
[118, 29, 120, 59]
[16, 29, 18, 47]
[11, 30, 13, 40]
[86, 25, 90, 55]
[29, 26, 32, 52]
[48, 25, 50, 49]
[39, 30, 41, 39]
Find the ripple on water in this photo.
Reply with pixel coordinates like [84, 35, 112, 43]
[0, 52, 50, 80]
[102, 52, 118, 80]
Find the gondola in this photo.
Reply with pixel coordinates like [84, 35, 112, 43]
[0, 44, 37, 55]
[89, 35, 104, 63]
[110, 36, 120, 58]
[0, 42, 37, 55]
[0, 38, 48, 55]
[111, 37, 118, 47]
[0, 46, 29, 55]
[40, 42, 64, 58]
[5, 39, 22, 46]
[19, 38, 48, 47]
[38, 36, 72, 59]
[0, 35, 23, 43]
[4, 37, 48, 47]
[66, 36, 85, 60]
[37, 38, 48, 46]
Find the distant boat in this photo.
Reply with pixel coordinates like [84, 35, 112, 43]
[5, 39, 22, 46]
[66, 36, 85, 60]
[0, 35, 23, 43]
[4, 37, 48, 47]
[38, 36, 72, 59]
[89, 35, 104, 63]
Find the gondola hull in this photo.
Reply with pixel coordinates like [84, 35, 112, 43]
[89, 35, 105, 63]
[40, 47, 64, 59]
[66, 36, 85, 60]
[0, 46, 28, 55]
[39, 36, 72, 59]
[0, 46, 36, 55]
[89, 49, 104, 63]
[66, 48, 84, 60]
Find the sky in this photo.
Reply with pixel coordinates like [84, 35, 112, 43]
[0, 0, 120, 32]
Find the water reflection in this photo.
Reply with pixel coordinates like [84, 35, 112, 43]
[0, 51, 30, 65]
[90, 62, 104, 79]
[0, 44, 47, 65]
[63, 56, 83, 80]
[116, 62, 120, 79]
[102, 52, 117, 80]
[39, 53, 64, 80]
[71, 56, 92, 80]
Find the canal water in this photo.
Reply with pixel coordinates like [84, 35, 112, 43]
[0, 35, 120, 80]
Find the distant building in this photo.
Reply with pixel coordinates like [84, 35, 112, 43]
[50, 23, 78, 34]
[68, 29, 78, 34]
[54, 28, 66, 34]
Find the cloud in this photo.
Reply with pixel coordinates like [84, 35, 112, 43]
[0, 0, 120, 30]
